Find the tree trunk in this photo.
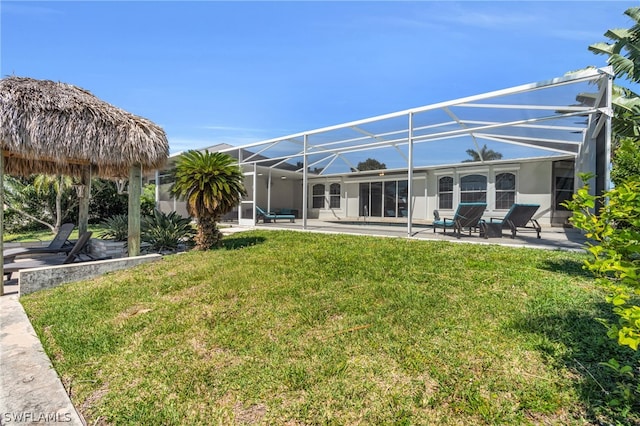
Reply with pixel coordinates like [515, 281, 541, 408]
[195, 215, 222, 250]
[3, 204, 55, 232]
[55, 177, 63, 233]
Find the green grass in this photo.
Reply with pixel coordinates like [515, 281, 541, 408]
[4, 225, 108, 243]
[20, 230, 638, 425]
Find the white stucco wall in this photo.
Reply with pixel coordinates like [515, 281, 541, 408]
[155, 156, 575, 227]
[308, 158, 567, 226]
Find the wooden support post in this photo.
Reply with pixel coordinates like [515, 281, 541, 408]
[128, 164, 142, 257]
[1, 153, 4, 296]
[78, 166, 91, 235]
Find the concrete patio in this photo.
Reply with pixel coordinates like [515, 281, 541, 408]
[246, 219, 589, 252]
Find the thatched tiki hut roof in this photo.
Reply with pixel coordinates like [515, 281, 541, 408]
[0, 76, 168, 178]
[0, 76, 170, 295]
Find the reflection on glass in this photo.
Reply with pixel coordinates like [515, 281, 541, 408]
[460, 174, 487, 203]
[554, 160, 574, 211]
[370, 182, 383, 217]
[359, 183, 369, 216]
[329, 183, 341, 208]
[384, 181, 397, 217]
[495, 173, 515, 209]
[438, 176, 453, 209]
[397, 180, 408, 217]
[313, 184, 325, 208]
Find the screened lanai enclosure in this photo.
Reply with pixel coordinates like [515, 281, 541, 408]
[156, 67, 612, 236]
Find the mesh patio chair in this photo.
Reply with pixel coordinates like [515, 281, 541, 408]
[433, 202, 487, 239]
[3, 223, 75, 263]
[4, 231, 94, 277]
[256, 206, 295, 223]
[489, 203, 541, 239]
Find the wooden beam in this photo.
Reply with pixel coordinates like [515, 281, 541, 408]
[127, 164, 141, 257]
[1, 152, 4, 296]
[2, 150, 92, 165]
[78, 165, 91, 235]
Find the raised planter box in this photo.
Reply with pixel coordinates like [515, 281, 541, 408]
[19, 254, 162, 296]
[90, 239, 127, 259]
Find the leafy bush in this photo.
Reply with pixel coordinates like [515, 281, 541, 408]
[99, 214, 129, 241]
[141, 184, 156, 217]
[89, 179, 127, 223]
[141, 210, 195, 253]
[611, 138, 640, 186]
[564, 174, 640, 414]
[89, 180, 157, 223]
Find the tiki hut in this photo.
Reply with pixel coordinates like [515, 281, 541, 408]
[0, 76, 169, 295]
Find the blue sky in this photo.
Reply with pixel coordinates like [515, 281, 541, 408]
[2, 1, 638, 155]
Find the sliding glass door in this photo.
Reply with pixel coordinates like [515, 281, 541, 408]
[359, 180, 408, 218]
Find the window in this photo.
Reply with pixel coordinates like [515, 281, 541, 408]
[554, 160, 575, 210]
[460, 174, 487, 203]
[495, 172, 516, 210]
[359, 183, 369, 216]
[370, 182, 383, 217]
[438, 176, 453, 209]
[384, 181, 397, 217]
[329, 183, 341, 208]
[312, 184, 325, 208]
[397, 180, 408, 217]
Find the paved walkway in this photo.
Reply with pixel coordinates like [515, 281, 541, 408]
[0, 290, 85, 425]
[0, 224, 587, 425]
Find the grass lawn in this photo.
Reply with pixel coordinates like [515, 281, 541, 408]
[20, 230, 638, 425]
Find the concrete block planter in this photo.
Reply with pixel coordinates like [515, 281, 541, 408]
[90, 239, 127, 259]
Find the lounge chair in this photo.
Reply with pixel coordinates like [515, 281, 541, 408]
[256, 206, 295, 223]
[3, 223, 75, 263]
[432, 202, 487, 238]
[488, 203, 541, 239]
[3, 231, 94, 277]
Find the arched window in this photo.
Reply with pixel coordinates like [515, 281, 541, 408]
[438, 176, 454, 209]
[495, 172, 516, 210]
[329, 183, 341, 208]
[312, 184, 325, 208]
[460, 174, 487, 203]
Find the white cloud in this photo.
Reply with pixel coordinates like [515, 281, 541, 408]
[435, 8, 539, 30]
[168, 136, 267, 155]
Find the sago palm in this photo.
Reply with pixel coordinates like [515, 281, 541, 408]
[171, 150, 246, 250]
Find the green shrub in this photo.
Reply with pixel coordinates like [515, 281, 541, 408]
[564, 174, 640, 414]
[141, 184, 156, 217]
[99, 214, 128, 241]
[141, 210, 195, 253]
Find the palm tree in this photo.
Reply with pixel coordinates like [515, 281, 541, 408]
[171, 150, 246, 250]
[589, 6, 640, 180]
[463, 144, 503, 162]
[588, 7, 640, 139]
[589, 7, 640, 83]
[33, 174, 76, 233]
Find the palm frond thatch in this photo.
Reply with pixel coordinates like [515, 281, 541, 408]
[0, 76, 169, 178]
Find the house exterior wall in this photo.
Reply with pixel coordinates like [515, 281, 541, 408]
[154, 156, 574, 228]
[306, 158, 564, 226]
[254, 176, 303, 216]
